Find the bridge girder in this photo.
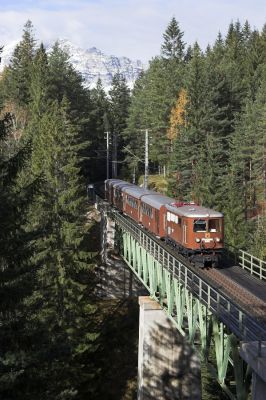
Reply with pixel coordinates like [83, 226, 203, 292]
[114, 213, 252, 400]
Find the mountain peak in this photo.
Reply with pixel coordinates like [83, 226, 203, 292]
[87, 46, 103, 55]
[0, 39, 144, 92]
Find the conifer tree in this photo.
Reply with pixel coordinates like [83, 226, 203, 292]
[0, 111, 37, 398]
[47, 41, 91, 124]
[125, 56, 184, 179]
[0, 27, 101, 399]
[223, 168, 248, 249]
[109, 73, 131, 177]
[169, 43, 207, 199]
[88, 79, 110, 180]
[47, 41, 93, 181]
[25, 98, 98, 398]
[4, 20, 36, 107]
[161, 17, 185, 61]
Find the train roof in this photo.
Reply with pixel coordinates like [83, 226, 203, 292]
[141, 194, 174, 210]
[105, 179, 124, 186]
[123, 185, 154, 199]
[165, 204, 223, 218]
[113, 180, 132, 189]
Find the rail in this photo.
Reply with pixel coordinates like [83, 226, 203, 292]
[111, 208, 266, 342]
[239, 250, 266, 281]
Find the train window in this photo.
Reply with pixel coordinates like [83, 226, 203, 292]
[127, 195, 138, 209]
[141, 203, 153, 218]
[172, 214, 179, 224]
[167, 212, 179, 224]
[193, 219, 207, 232]
[209, 219, 220, 232]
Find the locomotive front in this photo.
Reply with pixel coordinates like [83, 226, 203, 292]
[189, 210, 224, 267]
[165, 204, 224, 268]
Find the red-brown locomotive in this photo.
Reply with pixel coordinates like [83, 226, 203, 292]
[105, 179, 224, 268]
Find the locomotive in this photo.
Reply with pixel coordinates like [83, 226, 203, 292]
[105, 179, 224, 268]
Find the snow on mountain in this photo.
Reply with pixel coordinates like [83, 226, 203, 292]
[0, 40, 19, 69]
[0, 38, 144, 92]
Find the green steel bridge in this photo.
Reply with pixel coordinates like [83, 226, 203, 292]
[97, 196, 266, 400]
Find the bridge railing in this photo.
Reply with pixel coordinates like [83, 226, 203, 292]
[239, 250, 266, 281]
[112, 210, 266, 342]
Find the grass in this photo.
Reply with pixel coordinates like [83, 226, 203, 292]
[138, 174, 168, 193]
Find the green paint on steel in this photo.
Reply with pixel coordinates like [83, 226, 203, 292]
[132, 237, 136, 271]
[136, 242, 142, 276]
[107, 210, 251, 400]
[173, 280, 185, 331]
[198, 301, 208, 358]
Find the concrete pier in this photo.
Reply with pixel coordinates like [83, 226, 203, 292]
[138, 296, 201, 400]
[240, 341, 266, 400]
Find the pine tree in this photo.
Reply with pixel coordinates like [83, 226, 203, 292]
[88, 79, 110, 180]
[223, 168, 247, 249]
[4, 20, 36, 107]
[123, 72, 149, 179]
[24, 98, 98, 398]
[251, 215, 266, 260]
[223, 21, 249, 112]
[23, 42, 50, 145]
[109, 73, 131, 178]
[47, 41, 90, 119]
[0, 27, 103, 399]
[169, 42, 207, 199]
[47, 41, 93, 181]
[161, 17, 186, 61]
[0, 111, 37, 398]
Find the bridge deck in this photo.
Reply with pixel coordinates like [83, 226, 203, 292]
[219, 265, 266, 302]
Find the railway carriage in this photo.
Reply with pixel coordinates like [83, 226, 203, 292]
[140, 194, 173, 237]
[122, 186, 152, 222]
[163, 203, 224, 267]
[105, 179, 124, 204]
[104, 179, 224, 268]
[112, 180, 133, 210]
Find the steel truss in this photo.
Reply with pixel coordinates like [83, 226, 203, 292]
[105, 209, 261, 400]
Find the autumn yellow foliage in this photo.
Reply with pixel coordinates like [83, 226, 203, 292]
[167, 88, 188, 141]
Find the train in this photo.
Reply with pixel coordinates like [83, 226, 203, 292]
[105, 179, 224, 268]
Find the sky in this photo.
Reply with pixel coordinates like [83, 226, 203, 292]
[0, 0, 266, 62]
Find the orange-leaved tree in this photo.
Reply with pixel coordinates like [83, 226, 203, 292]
[167, 88, 188, 142]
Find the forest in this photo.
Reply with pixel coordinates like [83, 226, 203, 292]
[0, 17, 265, 399]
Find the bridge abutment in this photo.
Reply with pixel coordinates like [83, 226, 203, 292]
[138, 296, 201, 400]
[240, 342, 266, 400]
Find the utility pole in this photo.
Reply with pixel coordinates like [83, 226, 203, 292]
[133, 165, 136, 184]
[104, 113, 111, 180]
[144, 129, 149, 189]
[112, 131, 118, 178]
[106, 131, 110, 180]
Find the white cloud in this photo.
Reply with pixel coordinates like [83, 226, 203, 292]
[0, 0, 265, 62]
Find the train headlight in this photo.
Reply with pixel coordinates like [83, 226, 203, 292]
[195, 238, 201, 243]
[215, 237, 221, 243]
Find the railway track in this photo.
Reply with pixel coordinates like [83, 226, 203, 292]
[159, 237, 266, 326]
[201, 268, 266, 323]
